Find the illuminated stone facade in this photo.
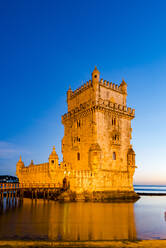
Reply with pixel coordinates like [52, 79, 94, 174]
[16, 67, 137, 200]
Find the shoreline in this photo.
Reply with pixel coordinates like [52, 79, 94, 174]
[1, 240, 166, 248]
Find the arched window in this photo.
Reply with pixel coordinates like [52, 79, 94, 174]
[77, 120, 81, 128]
[77, 152, 80, 160]
[112, 117, 116, 126]
[113, 152, 116, 160]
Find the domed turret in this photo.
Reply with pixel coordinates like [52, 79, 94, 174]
[127, 145, 135, 167]
[67, 86, 72, 101]
[92, 66, 100, 84]
[120, 79, 127, 94]
[16, 156, 25, 168]
[120, 79, 127, 106]
[16, 156, 24, 177]
[49, 146, 59, 168]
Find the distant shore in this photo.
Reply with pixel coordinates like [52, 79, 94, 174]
[1, 240, 166, 248]
[137, 193, 166, 196]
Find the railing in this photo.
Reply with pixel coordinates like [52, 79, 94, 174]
[0, 183, 63, 191]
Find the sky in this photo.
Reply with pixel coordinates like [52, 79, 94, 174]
[0, 0, 166, 185]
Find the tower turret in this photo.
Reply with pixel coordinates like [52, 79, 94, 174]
[16, 156, 24, 168]
[16, 156, 24, 177]
[49, 146, 59, 169]
[120, 79, 127, 106]
[92, 66, 100, 100]
[67, 86, 72, 101]
[92, 66, 100, 84]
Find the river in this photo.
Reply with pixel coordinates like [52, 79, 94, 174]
[0, 194, 166, 241]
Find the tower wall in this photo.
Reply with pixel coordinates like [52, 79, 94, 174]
[62, 68, 136, 195]
[62, 108, 95, 170]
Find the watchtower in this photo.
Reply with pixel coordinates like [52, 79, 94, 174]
[62, 67, 136, 183]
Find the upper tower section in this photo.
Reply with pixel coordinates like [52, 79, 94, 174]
[63, 67, 133, 118]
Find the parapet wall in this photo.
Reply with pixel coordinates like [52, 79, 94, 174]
[69, 79, 123, 100]
[62, 99, 135, 122]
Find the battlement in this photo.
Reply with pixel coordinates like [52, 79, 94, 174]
[68, 79, 124, 100]
[69, 80, 92, 99]
[99, 79, 123, 93]
[62, 99, 135, 122]
[21, 162, 49, 170]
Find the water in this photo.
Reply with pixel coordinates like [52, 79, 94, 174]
[1, 188, 166, 241]
[134, 185, 166, 194]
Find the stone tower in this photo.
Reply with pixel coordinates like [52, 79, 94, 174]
[62, 67, 137, 196]
[16, 67, 138, 201]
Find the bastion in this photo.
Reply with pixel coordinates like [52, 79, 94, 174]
[16, 67, 138, 201]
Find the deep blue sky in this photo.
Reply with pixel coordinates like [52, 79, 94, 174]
[1, 0, 166, 184]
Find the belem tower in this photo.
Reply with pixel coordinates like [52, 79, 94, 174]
[16, 67, 138, 201]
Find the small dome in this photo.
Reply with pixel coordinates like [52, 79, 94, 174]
[121, 79, 127, 86]
[89, 143, 101, 152]
[92, 66, 100, 74]
[49, 146, 58, 160]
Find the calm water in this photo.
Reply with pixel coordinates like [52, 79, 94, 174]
[1, 189, 166, 241]
[134, 185, 166, 194]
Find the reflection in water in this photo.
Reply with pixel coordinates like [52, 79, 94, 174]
[135, 196, 166, 240]
[48, 202, 136, 241]
[0, 198, 137, 241]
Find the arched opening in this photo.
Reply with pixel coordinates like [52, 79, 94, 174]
[113, 152, 116, 160]
[77, 120, 81, 128]
[63, 177, 67, 189]
[77, 152, 80, 160]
